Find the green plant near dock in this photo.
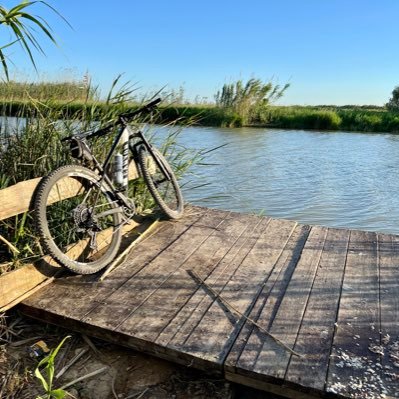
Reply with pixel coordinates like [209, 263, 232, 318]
[35, 336, 71, 399]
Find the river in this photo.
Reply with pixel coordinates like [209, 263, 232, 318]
[157, 125, 399, 235]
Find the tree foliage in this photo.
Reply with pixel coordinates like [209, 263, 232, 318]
[0, 1, 69, 80]
[214, 78, 289, 124]
[386, 86, 399, 111]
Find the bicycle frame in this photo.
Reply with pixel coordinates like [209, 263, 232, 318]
[69, 123, 170, 220]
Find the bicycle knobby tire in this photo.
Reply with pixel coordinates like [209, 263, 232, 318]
[35, 165, 122, 274]
[138, 146, 184, 219]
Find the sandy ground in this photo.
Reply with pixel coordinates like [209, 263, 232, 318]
[0, 312, 280, 399]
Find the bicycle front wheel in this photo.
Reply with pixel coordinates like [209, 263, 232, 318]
[138, 146, 184, 219]
[35, 165, 122, 274]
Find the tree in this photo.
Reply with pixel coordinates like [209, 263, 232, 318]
[215, 78, 289, 124]
[386, 86, 399, 111]
[0, 1, 68, 80]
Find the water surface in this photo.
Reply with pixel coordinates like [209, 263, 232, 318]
[158, 126, 399, 234]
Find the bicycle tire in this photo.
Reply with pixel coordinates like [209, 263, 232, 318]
[35, 165, 122, 274]
[138, 146, 184, 219]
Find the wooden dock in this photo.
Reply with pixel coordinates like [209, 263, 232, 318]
[19, 207, 399, 398]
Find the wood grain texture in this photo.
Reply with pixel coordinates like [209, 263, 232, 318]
[0, 261, 60, 310]
[19, 209, 398, 399]
[117, 212, 259, 346]
[165, 218, 298, 366]
[285, 228, 350, 392]
[81, 208, 230, 332]
[21, 208, 205, 320]
[224, 223, 310, 373]
[326, 230, 381, 397]
[378, 233, 399, 396]
[0, 177, 41, 220]
[232, 225, 327, 384]
[155, 215, 270, 349]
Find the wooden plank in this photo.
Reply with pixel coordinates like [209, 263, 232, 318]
[0, 261, 60, 311]
[117, 213, 265, 351]
[0, 162, 140, 220]
[225, 223, 311, 373]
[326, 230, 383, 398]
[21, 207, 205, 319]
[378, 233, 399, 395]
[19, 212, 398, 399]
[69, 211, 228, 336]
[284, 228, 350, 392]
[232, 225, 327, 384]
[164, 218, 300, 367]
[0, 218, 141, 310]
[0, 177, 40, 220]
[155, 216, 271, 348]
[79, 208, 231, 331]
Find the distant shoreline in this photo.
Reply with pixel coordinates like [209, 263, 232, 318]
[1, 99, 399, 133]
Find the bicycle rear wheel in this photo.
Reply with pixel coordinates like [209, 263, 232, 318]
[35, 165, 122, 274]
[138, 146, 184, 219]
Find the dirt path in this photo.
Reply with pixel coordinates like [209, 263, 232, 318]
[0, 312, 279, 399]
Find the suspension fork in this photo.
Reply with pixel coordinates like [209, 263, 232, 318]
[130, 134, 172, 180]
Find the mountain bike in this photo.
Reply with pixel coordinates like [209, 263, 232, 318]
[34, 98, 184, 274]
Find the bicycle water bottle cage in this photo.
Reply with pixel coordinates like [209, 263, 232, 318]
[70, 138, 94, 163]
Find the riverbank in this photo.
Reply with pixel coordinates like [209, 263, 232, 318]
[2, 99, 398, 133]
[163, 104, 399, 132]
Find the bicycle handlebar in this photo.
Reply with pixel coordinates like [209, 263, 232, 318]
[119, 97, 161, 121]
[61, 97, 161, 142]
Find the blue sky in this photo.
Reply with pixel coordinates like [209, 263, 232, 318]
[4, 0, 399, 105]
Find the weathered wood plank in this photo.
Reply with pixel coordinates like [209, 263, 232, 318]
[116, 212, 261, 347]
[0, 177, 41, 220]
[225, 224, 311, 373]
[19, 209, 399, 399]
[163, 218, 299, 367]
[0, 261, 60, 311]
[155, 216, 271, 349]
[378, 233, 399, 395]
[285, 228, 350, 392]
[0, 163, 141, 220]
[232, 225, 327, 383]
[80, 208, 231, 333]
[326, 230, 382, 398]
[21, 207, 205, 319]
